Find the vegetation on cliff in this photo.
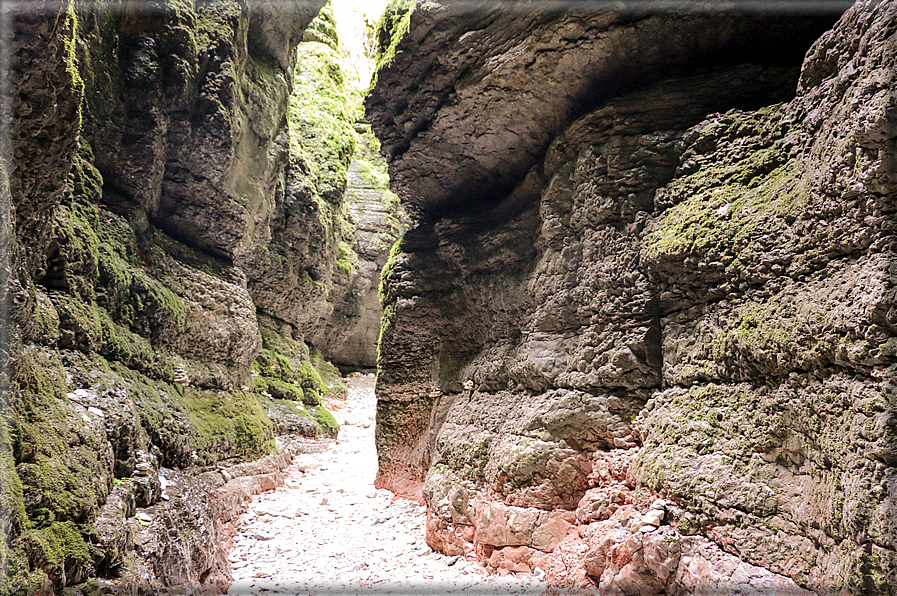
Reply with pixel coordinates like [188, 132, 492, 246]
[0, 0, 410, 591]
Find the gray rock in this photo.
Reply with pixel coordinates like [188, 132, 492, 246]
[368, 0, 895, 592]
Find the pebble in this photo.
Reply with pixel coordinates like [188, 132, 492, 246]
[227, 376, 545, 595]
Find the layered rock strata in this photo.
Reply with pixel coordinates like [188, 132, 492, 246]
[369, 0, 895, 593]
[0, 1, 396, 593]
[313, 124, 410, 370]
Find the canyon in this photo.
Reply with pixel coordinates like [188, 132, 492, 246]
[1, 0, 895, 594]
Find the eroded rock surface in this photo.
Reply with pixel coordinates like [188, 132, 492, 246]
[369, 0, 895, 593]
[1, 1, 400, 593]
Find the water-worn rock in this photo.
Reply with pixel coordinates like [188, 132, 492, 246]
[0, 1, 411, 593]
[369, 0, 895, 592]
[311, 124, 409, 369]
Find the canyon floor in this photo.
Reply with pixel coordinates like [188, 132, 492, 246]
[225, 375, 552, 595]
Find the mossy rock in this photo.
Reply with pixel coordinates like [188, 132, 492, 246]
[290, 40, 357, 204]
[313, 406, 339, 438]
[13, 348, 112, 526]
[51, 293, 166, 378]
[643, 107, 807, 268]
[302, 2, 339, 50]
[4, 347, 112, 591]
[46, 193, 185, 342]
[378, 239, 403, 304]
[251, 327, 343, 438]
[371, 0, 415, 88]
[181, 389, 275, 466]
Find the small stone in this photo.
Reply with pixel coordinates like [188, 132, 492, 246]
[642, 508, 664, 526]
[247, 531, 274, 541]
[221, 469, 232, 482]
[136, 512, 152, 523]
[87, 406, 105, 417]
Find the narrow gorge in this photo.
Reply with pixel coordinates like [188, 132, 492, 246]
[1, 0, 895, 595]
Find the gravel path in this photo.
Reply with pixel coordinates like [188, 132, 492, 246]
[226, 374, 547, 595]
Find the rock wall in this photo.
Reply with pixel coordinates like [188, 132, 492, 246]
[368, 0, 895, 593]
[314, 123, 409, 369]
[0, 1, 395, 593]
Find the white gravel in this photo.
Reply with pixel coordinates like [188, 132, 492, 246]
[226, 374, 547, 595]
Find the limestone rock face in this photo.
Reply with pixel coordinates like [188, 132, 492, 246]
[0, 1, 376, 593]
[369, 0, 895, 592]
[313, 124, 410, 369]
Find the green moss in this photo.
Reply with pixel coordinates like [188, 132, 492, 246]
[12, 349, 111, 520]
[0, 411, 27, 582]
[313, 406, 339, 438]
[51, 189, 185, 337]
[644, 108, 805, 264]
[22, 521, 90, 583]
[303, 1, 339, 50]
[71, 143, 102, 204]
[353, 158, 391, 190]
[309, 350, 345, 398]
[252, 328, 344, 439]
[4, 348, 112, 590]
[63, 0, 84, 127]
[335, 240, 358, 275]
[50, 293, 163, 377]
[181, 389, 274, 466]
[370, 0, 415, 89]
[297, 359, 324, 391]
[259, 328, 307, 359]
[290, 42, 357, 204]
[378, 239, 402, 304]
[376, 303, 395, 371]
[264, 378, 306, 403]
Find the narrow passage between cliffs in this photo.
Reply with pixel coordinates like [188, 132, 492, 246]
[225, 374, 549, 595]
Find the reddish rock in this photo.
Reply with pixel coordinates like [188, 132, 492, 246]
[474, 501, 575, 552]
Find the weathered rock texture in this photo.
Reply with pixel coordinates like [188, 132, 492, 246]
[315, 124, 409, 369]
[0, 1, 397, 593]
[369, 0, 895, 593]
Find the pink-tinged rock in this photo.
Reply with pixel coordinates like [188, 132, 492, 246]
[426, 508, 471, 557]
[488, 545, 536, 573]
[576, 485, 629, 524]
[508, 562, 531, 573]
[474, 502, 539, 546]
[668, 537, 815, 596]
[502, 545, 534, 564]
[488, 549, 503, 568]
[531, 516, 573, 552]
[474, 501, 576, 552]
[599, 527, 681, 596]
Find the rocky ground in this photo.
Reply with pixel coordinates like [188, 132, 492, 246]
[226, 374, 552, 595]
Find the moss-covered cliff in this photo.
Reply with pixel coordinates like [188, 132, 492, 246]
[368, 0, 895, 593]
[1, 1, 398, 593]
